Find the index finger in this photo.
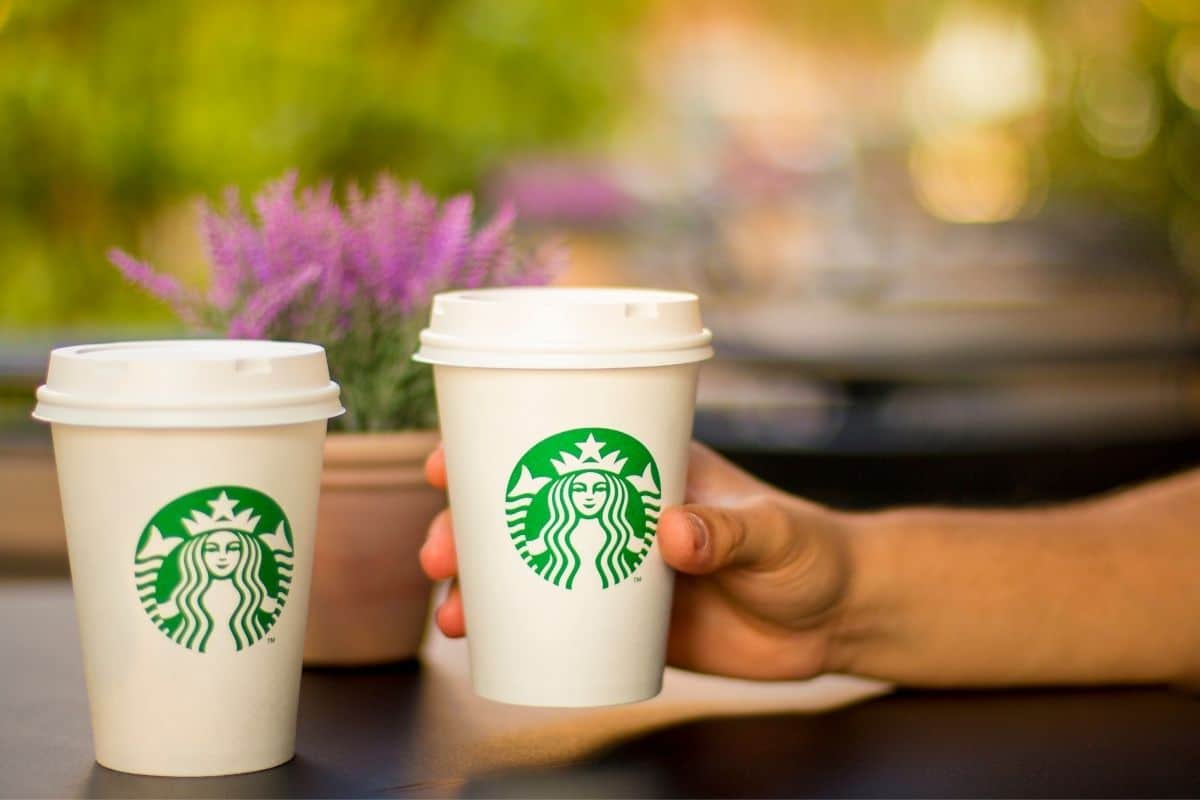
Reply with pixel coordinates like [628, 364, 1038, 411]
[425, 444, 448, 490]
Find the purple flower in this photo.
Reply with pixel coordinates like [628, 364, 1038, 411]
[227, 262, 323, 339]
[421, 194, 473, 300]
[107, 248, 199, 324]
[106, 170, 562, 430]
[463, 201, 516, 288]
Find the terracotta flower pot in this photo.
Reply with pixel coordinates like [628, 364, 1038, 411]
[304, 430, 443, 666]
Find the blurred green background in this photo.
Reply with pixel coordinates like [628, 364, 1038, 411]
[3, 0, 1200, 326]
[0, 0, 641, 326]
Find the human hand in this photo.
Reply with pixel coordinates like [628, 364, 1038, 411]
[419, 442, 855, 680]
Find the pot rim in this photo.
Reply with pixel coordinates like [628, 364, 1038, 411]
[323, 428, 441, 468]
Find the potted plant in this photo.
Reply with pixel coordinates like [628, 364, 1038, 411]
[109, 171, 558, 664]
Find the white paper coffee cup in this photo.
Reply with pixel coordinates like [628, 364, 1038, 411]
[415, 288, 713, 706]
[34, 340, 343, 776]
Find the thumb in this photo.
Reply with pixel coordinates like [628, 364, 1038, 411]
[658, 497, 801, 576]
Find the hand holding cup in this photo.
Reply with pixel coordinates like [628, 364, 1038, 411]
[422, 441, 855, 682]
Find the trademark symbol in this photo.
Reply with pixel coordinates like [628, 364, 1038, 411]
[267, 637, 277, 644]
[633, 576, 643, 583]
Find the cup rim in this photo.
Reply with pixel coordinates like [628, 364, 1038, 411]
[414, 286, 715, 369]
[33, 338, 344, 429]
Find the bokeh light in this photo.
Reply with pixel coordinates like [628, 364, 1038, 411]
[909, 7, 1045, 134]
[1077, 59, 1161, 159]
[909, 127, 1036, 223]
[1168, 28, 1200, 111]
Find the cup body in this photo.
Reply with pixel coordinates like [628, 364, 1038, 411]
[51, 421, 326, 776]
[434, 363, 700, 706]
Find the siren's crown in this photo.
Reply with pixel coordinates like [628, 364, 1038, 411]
[182, 491, 259, 536]
[551, 433, 627, 476]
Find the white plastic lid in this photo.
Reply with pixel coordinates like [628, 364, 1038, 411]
[33, 340, 344, 429]
[414, 287, 714, 369]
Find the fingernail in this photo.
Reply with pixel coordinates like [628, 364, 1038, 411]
[687, 512, 709, 554]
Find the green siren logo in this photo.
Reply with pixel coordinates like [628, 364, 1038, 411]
[133, 487, 293, 653]
[506, 428, 661, 590]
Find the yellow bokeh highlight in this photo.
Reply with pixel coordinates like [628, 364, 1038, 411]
[909, 7, 1046, 135]
[909, 128, 1033, 224]
[1077, 59, 1160, 159]
[1169, 29, 1200, 110]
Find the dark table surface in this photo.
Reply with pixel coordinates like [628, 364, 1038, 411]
[3, 579, 1199, 799]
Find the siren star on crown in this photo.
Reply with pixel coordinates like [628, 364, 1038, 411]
[550, 433, 628, 476]
[182, 490, 260, 536]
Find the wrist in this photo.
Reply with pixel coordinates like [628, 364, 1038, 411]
[821, 509, 900, 677]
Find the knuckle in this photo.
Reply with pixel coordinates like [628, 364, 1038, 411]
[741, 493, 802, 567]
[727, 504, 752, 551]
[719, 493, 773, 543]
[745, 493, 792, 535]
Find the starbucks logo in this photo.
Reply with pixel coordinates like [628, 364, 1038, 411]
[133, 487, 294, 653]
[505, 428, 661, 590]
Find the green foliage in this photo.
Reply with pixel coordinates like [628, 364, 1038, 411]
[0, 0, 641, 326]
[325, 312, 436, 432]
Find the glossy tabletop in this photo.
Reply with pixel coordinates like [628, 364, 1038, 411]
[2, 580, 1198, 798]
